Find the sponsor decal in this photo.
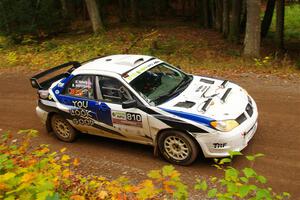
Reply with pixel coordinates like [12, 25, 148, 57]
[72, 100, 88, 109]
[124, 65, 148, 82]
[70, 100, 94, 126]
[124, 60, 161, 82]
[70, 109, 92, 119]
[69, 88, 85, 96]
[213, 143, 227, 148]
[72, 118, 94, 126]
[72, 79, 92, 88]
[58, 82, 64, 88]
[112, 111, 143, 127]
[68, 79, 93, 97]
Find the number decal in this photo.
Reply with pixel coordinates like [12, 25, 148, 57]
[126, 113, 142, 122]
[126, 113, 132, 121]
[112, 111, 143, 127]
[136, 114, 142, 122]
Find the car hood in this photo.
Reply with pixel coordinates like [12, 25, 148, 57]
[158, 75, 250, 121]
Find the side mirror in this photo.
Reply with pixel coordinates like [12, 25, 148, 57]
[122, 99, 137, 109]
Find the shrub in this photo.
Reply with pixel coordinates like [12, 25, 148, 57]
[0, 130, 291, 200]
[194, 151, 291, 200]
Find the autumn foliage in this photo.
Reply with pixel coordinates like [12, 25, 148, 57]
[0, 130, 292, 200]
[0, 130, 188, 200]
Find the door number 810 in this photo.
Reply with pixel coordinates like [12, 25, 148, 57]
[126, 112, 142, 122]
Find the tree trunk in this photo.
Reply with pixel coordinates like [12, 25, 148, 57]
[154, 0, 161, 16]
[118, 0, 127, 22]
[0, 1, 10, 33]
[198, 0, 203, 26]
[130, 0, 139, 25]
[222, 0, 229, 37]
[31, 0, 41, 32]
[60, 0, 67, 13]
[261, 0, 276, 38]
[182, 0, 187, 16]
[60, 0, 69, 19]
[275, 0, 284, 49]
[210, 0, 216, 28]
[81, 0, 87, 21]
[186, 0, 193, 18]
[203, 0, 209, 28]
[240, 0, 247, 34]
[85, 0, 104, 33]
[215, 0, 223, 32]
[228, 0, 242, 43]
[244, 0, 261, 57]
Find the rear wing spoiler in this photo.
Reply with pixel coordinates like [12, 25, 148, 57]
[30, 61, 81, 89]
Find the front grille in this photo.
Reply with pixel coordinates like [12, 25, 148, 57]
[246, 104, 253, 117]
[236, 113, 247, 124]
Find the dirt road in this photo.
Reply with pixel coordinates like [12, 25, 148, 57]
[0, 71, 299, 199]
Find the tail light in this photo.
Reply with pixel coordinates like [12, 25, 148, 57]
[38, 90, 50, 99]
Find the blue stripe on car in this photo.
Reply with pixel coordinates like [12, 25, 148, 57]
[160, 108, 214, 127]
[52, 74, 74, 95]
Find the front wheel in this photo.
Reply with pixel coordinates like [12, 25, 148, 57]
[51, 114, 77, 142]
[158, 130, 199, 165]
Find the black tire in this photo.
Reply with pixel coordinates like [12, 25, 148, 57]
[51, 114, 77, 142]
[158, 130, 199, 165]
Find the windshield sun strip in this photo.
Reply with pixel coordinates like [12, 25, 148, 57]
[122, 60, 164, 83]
[121, 57, 155, 78]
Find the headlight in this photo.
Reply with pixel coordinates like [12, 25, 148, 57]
[210, 120, 239, 132]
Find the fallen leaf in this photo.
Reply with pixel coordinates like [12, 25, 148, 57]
[73, 158, 80, 166]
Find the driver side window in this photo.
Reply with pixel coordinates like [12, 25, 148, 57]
[98, 76, 132, 104]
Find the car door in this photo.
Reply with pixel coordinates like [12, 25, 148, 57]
[57, 74, 100, 130]
[96, 75, 152, 142]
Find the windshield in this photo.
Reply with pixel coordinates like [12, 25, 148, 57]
[129, 63, 192, 105]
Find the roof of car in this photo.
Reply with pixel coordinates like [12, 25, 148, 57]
[74, 54, 154, 75]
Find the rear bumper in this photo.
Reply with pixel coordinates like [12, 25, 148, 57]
[36, 106, 49, 124]
[195, 100, 258, 158]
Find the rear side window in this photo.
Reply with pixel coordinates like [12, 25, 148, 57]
[65, 75, 95, 99]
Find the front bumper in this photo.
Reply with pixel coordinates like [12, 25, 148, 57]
[195, 100, 258, 158]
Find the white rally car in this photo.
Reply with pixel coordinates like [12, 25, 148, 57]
[30, 55, 258, 165]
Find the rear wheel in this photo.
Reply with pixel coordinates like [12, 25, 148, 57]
[158, 130, 199, 165]
[51, 114, 77, 142]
